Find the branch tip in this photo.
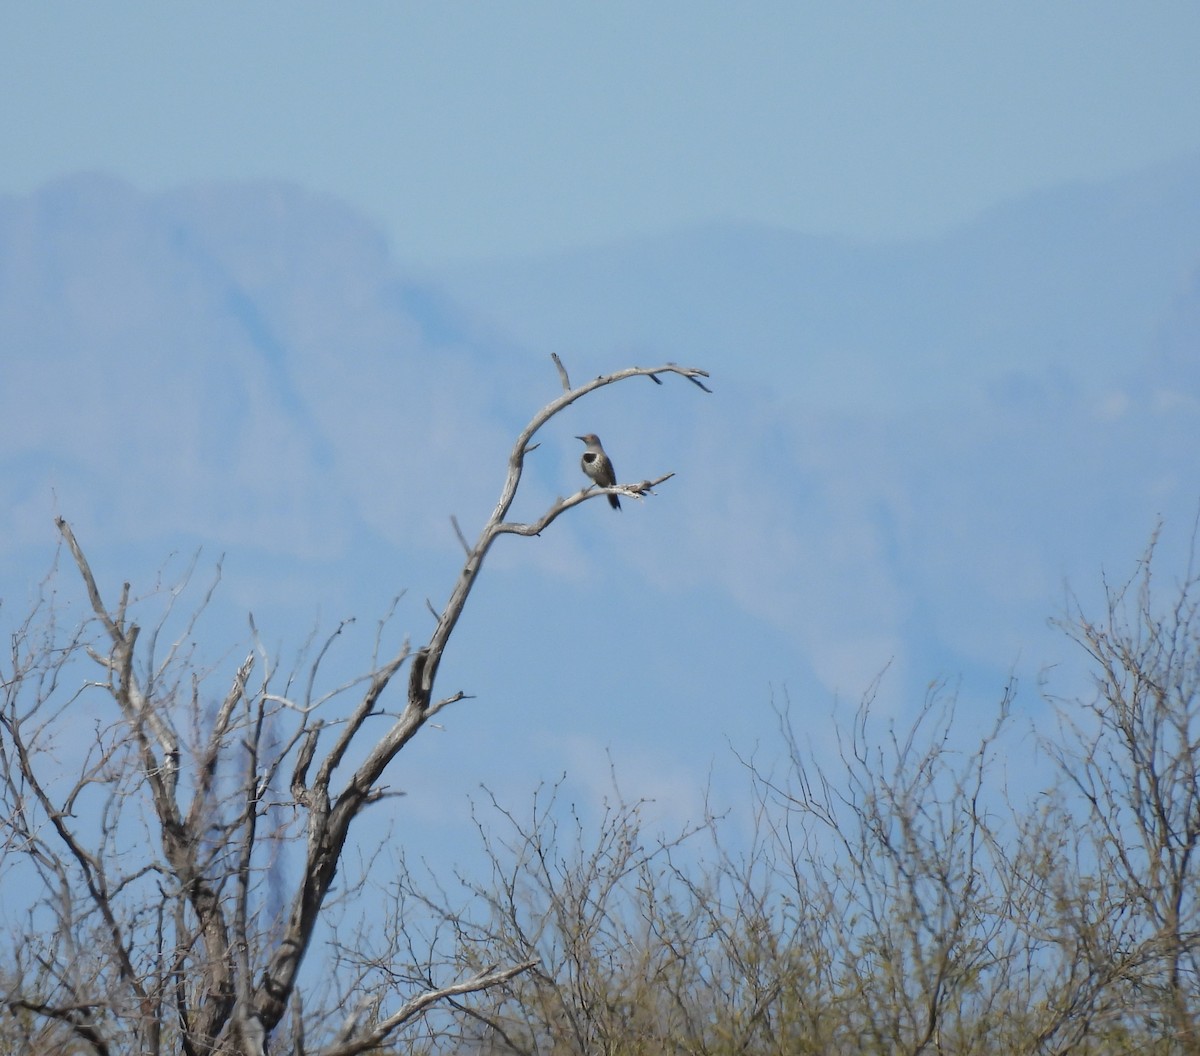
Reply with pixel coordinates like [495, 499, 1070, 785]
[550, 352, 571, 391]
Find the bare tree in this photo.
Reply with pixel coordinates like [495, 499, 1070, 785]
[1047, 530, 1200, 1054]
[399, 684, 1080, 1056]
[0, 359, 709, 1055]
[428, 777, 709, 1055]
[750, 684, 1030, 1056]
[274, 523, 1200, 1056]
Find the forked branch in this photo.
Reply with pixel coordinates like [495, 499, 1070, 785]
[256, 357, 707, 1038]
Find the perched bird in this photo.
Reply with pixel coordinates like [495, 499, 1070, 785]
[576, 433, 621, 510]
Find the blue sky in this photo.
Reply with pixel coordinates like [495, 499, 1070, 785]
[4, 3, 1199, 263]
[2, 2, 1199, 857]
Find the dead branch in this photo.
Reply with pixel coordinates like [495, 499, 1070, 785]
[551, 352, 571, 391]
[496, 472, 677, 539]
[317, 959, 539, 1056]
[252, 357, 707, 1036]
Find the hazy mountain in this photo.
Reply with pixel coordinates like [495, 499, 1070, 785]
[1, 161, 1197, 839]
[0, 173, 531, 564]
[426, 152, 1200, 411]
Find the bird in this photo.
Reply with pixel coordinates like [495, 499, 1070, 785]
[576, 434, 621, 510]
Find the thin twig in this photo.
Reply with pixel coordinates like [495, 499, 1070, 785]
[551, 352, 571, 391]
[450, 515, 471, 557]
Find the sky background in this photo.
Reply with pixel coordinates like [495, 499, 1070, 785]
[2, 3, 1199, 871]
[4, 3, 1200, 263]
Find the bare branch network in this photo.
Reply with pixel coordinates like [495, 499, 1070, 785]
[0, 356, 709, 1055]
[6, 359, 1200, 1055]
